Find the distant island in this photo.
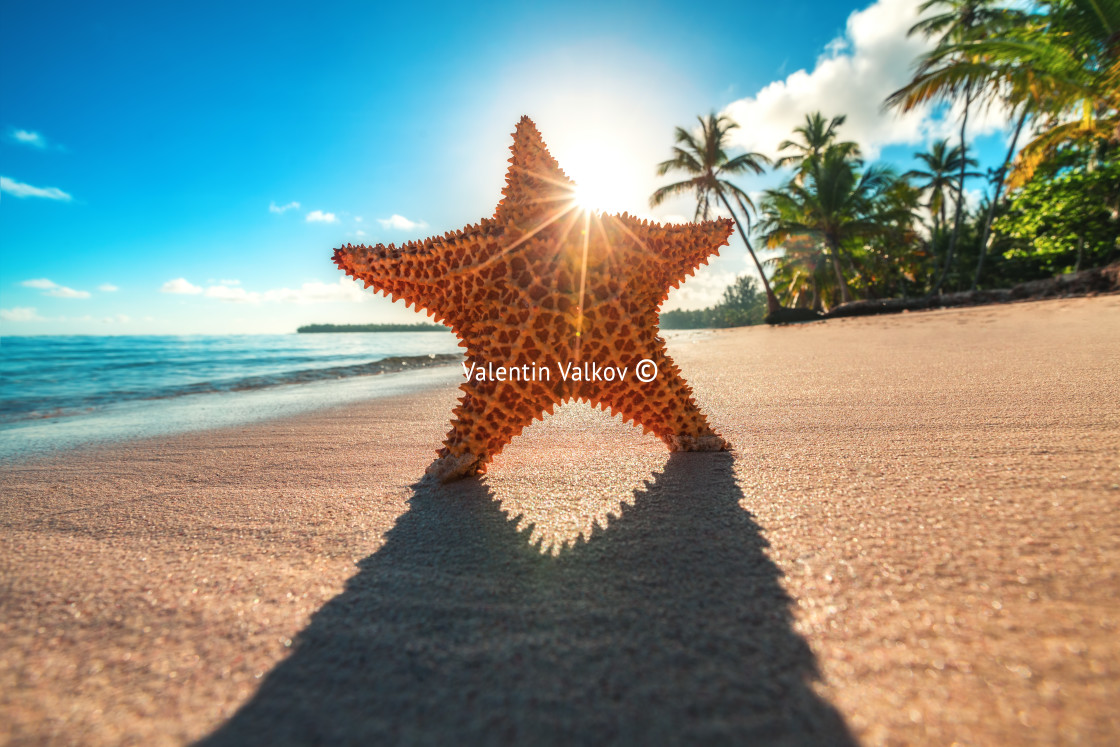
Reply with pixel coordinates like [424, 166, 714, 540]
[297, 323, 447, 333]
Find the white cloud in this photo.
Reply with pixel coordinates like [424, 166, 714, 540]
[1, 306, 45, 322]
[205, 285, 259, 303]
[963, 186, 985, 213]
[354, 216, 364, 223]
[161, 278, 203, 295]
[45, 313, 127, 324]
[20, 278, 90, 298]
[377, 214, 426, 231]
[721, 0, 1011, 161]
[306, 210, 337, 223]
[1, 176, 72, 201]
[354, 229, 367, 237]
[185, 277, 370, 305]
[10, 129, 47, 149]
[47, 286, 91, 299]
[260, 277, 368, 304]
[98, 283, 119, 292]
[661, 266, 751, 312]
[269, 200, 300, 214]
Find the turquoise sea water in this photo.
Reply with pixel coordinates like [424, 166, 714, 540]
[0, 332, 463, 460]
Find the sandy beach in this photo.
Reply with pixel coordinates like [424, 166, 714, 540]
[3, 296, 1119, 745]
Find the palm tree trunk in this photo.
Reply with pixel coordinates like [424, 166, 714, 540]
[826, 236, 851, 304]
[929, 195, 944, 280]
[718, 191, 781, 314]
[972, 109, 1027, 290]
[932, 84, 973, 296]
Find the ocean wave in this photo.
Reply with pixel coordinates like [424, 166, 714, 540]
[0, 353, 461, 425]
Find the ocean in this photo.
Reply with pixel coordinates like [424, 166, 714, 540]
[0, 332, 464, 460]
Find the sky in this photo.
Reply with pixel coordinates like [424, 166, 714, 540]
[1, 0, 1017, 336]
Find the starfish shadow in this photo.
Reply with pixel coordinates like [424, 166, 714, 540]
[199, 453, 854, 745]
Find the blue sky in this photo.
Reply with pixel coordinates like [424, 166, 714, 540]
[1, 0, 1015, 335]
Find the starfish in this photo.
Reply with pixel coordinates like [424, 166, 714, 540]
[333, 117, 732, 481]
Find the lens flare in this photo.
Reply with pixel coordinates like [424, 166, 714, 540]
[562, 144, 633, 214]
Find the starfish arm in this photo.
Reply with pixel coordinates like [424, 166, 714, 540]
[427, 379, 562, 482]
[333, 225, 502, 327]
[494, 116, 575, 223]
[594, 349, 729, 452]
[601, 216, 735, 301]
[652, 219, 736, 290]
[332, 242, 455, 324]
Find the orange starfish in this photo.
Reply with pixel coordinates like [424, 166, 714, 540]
[333, 117, 732, 481]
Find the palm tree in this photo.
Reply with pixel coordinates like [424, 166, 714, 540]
[920, 0, 1120, 189]
[904, 139, 981, 290]
[765, 235, 834, 311]
[1017, 0, 1120, 179]
[888, 1, 1120, 286]
[883, 2, 1030, 290]
[887, 0, 1005, 294]
[904, 139, 978, 240]
[861, 177, 928, 298]
[758, 146, 902, 306]
[972, 107, 1028, 289]
[775, 112, 862, 181]
[650, 112, 781, 314]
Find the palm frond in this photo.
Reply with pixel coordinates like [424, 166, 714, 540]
[722, 151, 771, 175]
[655, 147, 704, 177]
[649, 178, 703, 208]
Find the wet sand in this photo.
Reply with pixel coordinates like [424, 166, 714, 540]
[2, 295, 1119, 745]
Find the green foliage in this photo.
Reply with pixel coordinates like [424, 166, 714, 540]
[928, 198, 986, 291]
[660, 275, 767, 329]
[765, 237, 838, 311]
[995, 157, 1120, 273]
[297, 323, 446, 333]
[758, 138, 919, 308]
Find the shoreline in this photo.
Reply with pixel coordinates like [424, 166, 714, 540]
[0, 331, 713, 465]
[0, 363, 462, 464]
[821, 261, 1120, 319]
[3, 295, 1120, 744]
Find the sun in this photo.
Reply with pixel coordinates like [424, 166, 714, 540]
[571, 181, 615, 213]
[561, 142, 637, 215]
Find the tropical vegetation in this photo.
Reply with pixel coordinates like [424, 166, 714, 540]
[651, 0, 1118, 322]
[660, 275, 768, 329]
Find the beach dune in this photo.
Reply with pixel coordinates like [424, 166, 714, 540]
[2, 296, 1119, 744]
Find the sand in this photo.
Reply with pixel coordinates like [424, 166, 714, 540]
[2, 295, 1119, 745]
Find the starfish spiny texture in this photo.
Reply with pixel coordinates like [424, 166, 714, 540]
[333, 117, 732, 481]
